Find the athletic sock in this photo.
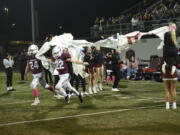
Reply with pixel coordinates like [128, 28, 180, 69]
[33, 89, 38, 97]
[106, 76, 110, 84]
[112, 76, 115, 84]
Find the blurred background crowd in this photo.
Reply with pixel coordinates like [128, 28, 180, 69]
[91, 0, 180, 37]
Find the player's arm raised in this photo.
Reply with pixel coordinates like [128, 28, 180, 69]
[67, 58, 89, 65]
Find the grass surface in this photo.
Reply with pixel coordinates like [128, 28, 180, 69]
[0, 72, 180, 135]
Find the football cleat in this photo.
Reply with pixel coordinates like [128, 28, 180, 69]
[54, 94, 63, 99]
[48, 86, 55, 92]
[65, 95, 70, 104]
[112, 88, 120, 92]
[31, 99, 40, 106]
[78, 93, 83, 103]
[83, 91, 89, 95]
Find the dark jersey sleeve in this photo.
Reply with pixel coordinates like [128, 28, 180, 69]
[61, 53, 71, 61]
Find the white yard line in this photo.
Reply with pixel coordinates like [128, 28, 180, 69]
[0, 101, 33, 106]
[137, 98, 153, 101]
[104, 95, 123, 97]
[154, 100, 165, 103]
[0, 105, 163, 127]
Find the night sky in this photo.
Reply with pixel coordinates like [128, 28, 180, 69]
[0, 0, 144, 41]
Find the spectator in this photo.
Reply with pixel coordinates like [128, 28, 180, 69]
[174, 1, 180, 16]
[112, 49, 121, 91]
[126, 48, 135, 61]
[169, 0, 176, 18]
[122, 58, 128, 79]
[18, 50, 27, 81]
[131, 15, 139, 31]
[3, 53, 15, 92]
[126, 56, 138, 80]
[94, 17, 99, 28]
[99, 17, 105, 32]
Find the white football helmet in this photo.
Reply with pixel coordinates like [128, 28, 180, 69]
[52, 46, 62, 59]
[28, 44, 38, 55]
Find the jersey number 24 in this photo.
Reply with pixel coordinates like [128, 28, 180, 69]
[29, 61, 39, 69]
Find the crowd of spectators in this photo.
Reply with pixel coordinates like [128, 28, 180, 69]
[92, 0, 180, 35]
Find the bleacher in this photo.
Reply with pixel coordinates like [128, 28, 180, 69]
[90, 0, 180, 39]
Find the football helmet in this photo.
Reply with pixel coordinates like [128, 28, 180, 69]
[52, 46, 62, 59]
[28, 44, 38, 55]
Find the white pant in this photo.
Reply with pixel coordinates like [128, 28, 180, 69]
[55, 73, 71, 89]
[30, 72, 47, 89]
[55, 73, 79, 95]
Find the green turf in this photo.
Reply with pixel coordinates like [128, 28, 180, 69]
[0, 72, 180, 135]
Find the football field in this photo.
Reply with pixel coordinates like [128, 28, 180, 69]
[0, 72, 180, 135]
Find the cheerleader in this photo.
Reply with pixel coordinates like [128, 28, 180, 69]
[84, 47, 97, 94]
[162, 23, 178, 109]
[94, 46, 104, 91]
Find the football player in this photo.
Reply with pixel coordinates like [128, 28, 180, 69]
[24, 44, 55, 106]
[50, 46, 83, 104]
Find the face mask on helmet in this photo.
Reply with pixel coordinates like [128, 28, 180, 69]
[28, 44, 38, 55]
[52, 47, 62, 59]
